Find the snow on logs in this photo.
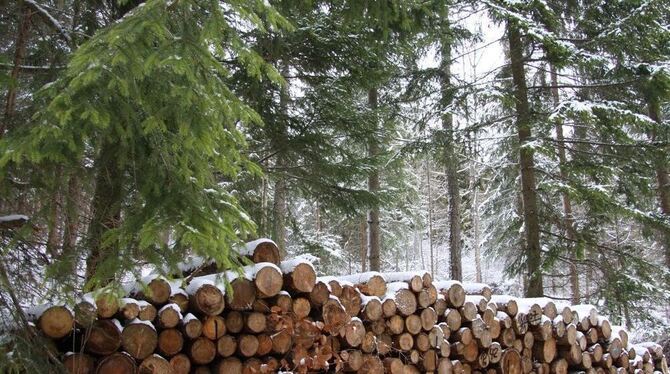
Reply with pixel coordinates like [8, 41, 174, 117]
[27, 238, 668, 374]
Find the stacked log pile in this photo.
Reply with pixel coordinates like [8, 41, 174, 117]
[28, 239, 668, 374]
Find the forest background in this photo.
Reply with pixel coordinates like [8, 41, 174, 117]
[1, 0, 669, 367]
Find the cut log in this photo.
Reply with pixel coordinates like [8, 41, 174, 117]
[243, 238, 281, 265]
[322, 297, 350, 334]
[84, 319, 122, 356]
[181, 313, 203, 339]
[394, 332, 414, 351]
[73, 301, 97, 329]
[445, 308, 462, 331]
[405, 314, 422, 335]
[188, 337, 216, 365]
[245, 312, 267, 333]
[157, 303, 182, 329]
[281, 260, 317, 293]
[359, 354, 384, 374]
[294, 318, 320, 348]
[138, 302, 157, 322]
[121, 320, 158, 360]
[434, 281, 466, 308]
[340, 285, 363, 317]
[382, 298, 397, 318]
[217, 335, 237, 357]
[95, 352, 137, 374]
[339, 272, 388, 297]
[491, 296, 518, 317]
[95, 293, 119, 319]
[361, 296, 383, 321]
[202, 315, 227, 340]
[533, 338, 557, 363]
[292, 297, 311, 320]
[168, 293, 190, 313]
[273, 292, 292, 314]
[309, 281, 331, 307]
[453, 341, 479, 362]
[170, 353, 191, 374]
[462, 282, 493, 301]
[157, 328, 184, 357]
[238, 334, 259, 357]
[63, 352, 95, 374]
[499, 349, 522, 374]
[225, 311, 244, 334]
[214, 357, 243, 374]
[341, 349, 363, 371]
[119, 299, 140, 321]
[393, 288, 417, 317]
[345, 318, 366, 347]
[138, 354, 171, 374]
[187, 283, 225, 316]
[388, 315, 405, 335]
[227, 278, 256, 311]
[384, 357, 404, 374]
[38, 306, 74, 339]
[421, 349, 438, 371]
[271, 328, 292, 354]
[141, 278, 172, 305]
[417, 284, 438, 308]
[256, 334, 273, 356]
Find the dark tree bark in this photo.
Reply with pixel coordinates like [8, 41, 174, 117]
[367, 88, 381, 272]
[507, 22, 543, 297]
[272, 63, 290, 256]
[648, 101, 670, 269]
[440, 36, 462, 281]
[2, 4, 33, 138]
[550, 64, 580, 304]
[360, 216, 367, 272]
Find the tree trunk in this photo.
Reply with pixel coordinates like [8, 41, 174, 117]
[61, 173, 81, 266]
[1, 4, 33, 138]
[272, 63, 290, 256]
[550, 64, 580, 304]
[359, 216, 367, 272]
[507, 21, 543, 297]
[470, 135, 482, 283]
[85, 142, 124, 284]
[367, 88, 381, 271]
[426, 158, 435, 277]
[648, 101, 670, 268]
[440, 35, 462, 281]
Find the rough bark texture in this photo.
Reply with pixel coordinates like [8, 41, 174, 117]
[550, 64, 580, 304]
[648, 101, 670, 269]
[367, 87, 381, 271]
[359, 216, 367, 272]
[507, 22, 543, 297]
[272, 63, 290, 257]
[441, 35, 462, 281]
[1, 4, 32, 138]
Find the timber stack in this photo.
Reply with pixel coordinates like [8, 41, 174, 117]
[27, 239, 669, 374]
